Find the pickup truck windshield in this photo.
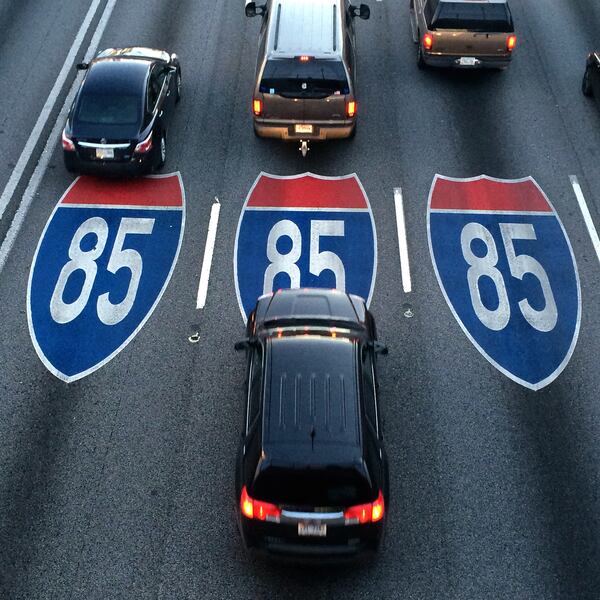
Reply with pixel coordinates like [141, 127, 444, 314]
[259, 58, 350, 99]
[433, 2, 513, 32]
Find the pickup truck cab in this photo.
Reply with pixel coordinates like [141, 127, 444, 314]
[410, 0, 517, 70]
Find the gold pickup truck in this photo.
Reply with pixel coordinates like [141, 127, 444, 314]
[409, 0, 517, 70]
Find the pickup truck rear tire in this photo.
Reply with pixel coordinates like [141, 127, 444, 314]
[416, 40, 427, 70]
[582, 66, 593, 97]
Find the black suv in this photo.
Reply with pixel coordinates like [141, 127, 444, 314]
[235, 288, 388, 559]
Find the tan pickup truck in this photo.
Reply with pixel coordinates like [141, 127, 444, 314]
[409, 0, 517, 70]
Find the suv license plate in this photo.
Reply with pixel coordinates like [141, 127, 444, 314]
[298, 522, 327, 537]
[295, 124, 313, 134]
[459, 57, 477, 66]
[96, 148, 114, 160]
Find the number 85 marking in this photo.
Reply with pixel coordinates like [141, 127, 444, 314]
[50, 216, 155, 325]
[263, 219, 345, 294]
[461, 222, 558, 332]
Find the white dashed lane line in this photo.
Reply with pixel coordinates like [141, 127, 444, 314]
[570, 175, 600, 266]
[196, 199, 221, 309]
[393, 186, 412, 294]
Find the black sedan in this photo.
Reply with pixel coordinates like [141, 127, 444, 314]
[62, 47, 181, 176]
[582, 52, 600, 105]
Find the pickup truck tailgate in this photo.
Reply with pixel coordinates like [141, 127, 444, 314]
[432, 31, 509, 57]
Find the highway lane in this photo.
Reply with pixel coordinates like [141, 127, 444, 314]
[0, 0, 106, 238]
[0, 0, 599, 598]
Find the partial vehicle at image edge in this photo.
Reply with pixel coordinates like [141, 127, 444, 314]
[410, 0, 517, 70]
[62, 47, 181, 176]
[234, 288, 389, 560]
[582, 52, 600, 103]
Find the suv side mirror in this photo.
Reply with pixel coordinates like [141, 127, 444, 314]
[235, 338, 259, 351]
[245, 1, 266, 17]
[350, 3, 370, 20]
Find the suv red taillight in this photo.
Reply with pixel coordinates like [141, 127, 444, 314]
[346, 100, 357, 118]
[240, 486, 281, 522]
[506, 34, 517, 52]
[62, 129, 75, 151]
[253, 98, 263, 116]
[344, 490, 385, 524]
[422, 32, 434, 51]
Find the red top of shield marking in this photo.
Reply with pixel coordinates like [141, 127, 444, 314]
[431, 178, 552, 212]
[61, 176, 183, 207]
[247, 175, 367, 209]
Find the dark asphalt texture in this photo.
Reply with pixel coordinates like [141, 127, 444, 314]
[1, 0, 600, 598]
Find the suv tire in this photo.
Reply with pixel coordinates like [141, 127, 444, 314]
[417, 39, 427, 70]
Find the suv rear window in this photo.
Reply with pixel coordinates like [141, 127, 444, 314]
[433, 2, 513, 32]
[259, 58, 350, 99]
[76, 93, 141, 125]
[252, 467, 373, 507]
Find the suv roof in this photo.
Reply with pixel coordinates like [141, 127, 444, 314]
[266, 0, 345, 59]
[263, 335, 361, 465]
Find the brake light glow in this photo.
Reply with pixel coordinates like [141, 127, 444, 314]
[346, 100, 356, 118]
[61, 129, 75, 151]
[422, 32, 434, 51]
[134, 131, 153, 154]
[298, 55, 311, 62]
[253, 98, 263, 116]
[240, 486, 281, 522]
[344, 490, 385, 524]
[506, 34, 517, 52]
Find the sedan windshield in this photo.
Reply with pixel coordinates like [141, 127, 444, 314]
[76, 93, 141, 126]
[259, 58, 349, 99]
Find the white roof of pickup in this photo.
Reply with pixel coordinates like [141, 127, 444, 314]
[267, 0, 343, 58]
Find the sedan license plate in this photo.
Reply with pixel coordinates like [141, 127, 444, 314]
[298, 522, 327, 537]
[459, 57, 477, 67]
[96, 147, 114, 160]
[295, 124, 313, 134]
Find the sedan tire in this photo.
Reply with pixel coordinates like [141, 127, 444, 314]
[582, 66, 593, 97]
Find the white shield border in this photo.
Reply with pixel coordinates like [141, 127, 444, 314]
[427, 173, 582, 391]
[234, 171, 378, 323]
[26, 172, 186, 383]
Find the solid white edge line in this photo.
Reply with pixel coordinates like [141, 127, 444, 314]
[0, 0, 103, 222]
[570, 175, 600, 265]
[196, 201, 221, 309]
[0, 0, 117, 275]
[393, 186, 412, 294]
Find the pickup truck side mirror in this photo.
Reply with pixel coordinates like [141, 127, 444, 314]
[350, 4, 370, 20]
[373, 341, 388, 355]
[245, 1, 266, 17]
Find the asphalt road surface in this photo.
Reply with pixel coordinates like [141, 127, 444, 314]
[1, 0, 600, 598]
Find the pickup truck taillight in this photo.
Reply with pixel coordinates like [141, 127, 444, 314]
[506, 34, 517, 52]
[422, 32, 434, 51]
[252, 98, 263, 116]
[344, 490, 385, 524]
[346, 100, 357, 118]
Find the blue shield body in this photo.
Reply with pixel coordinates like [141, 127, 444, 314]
[235, 172, 377, 321]
[27, 174, 185, 382]
[428, 175, 581, 390]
